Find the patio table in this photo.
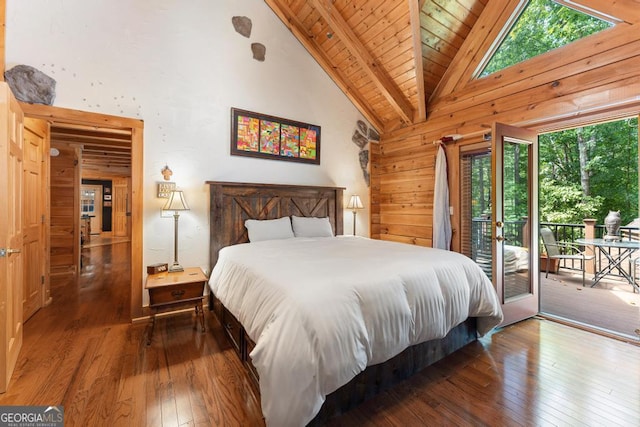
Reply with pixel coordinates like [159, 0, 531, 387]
[576, 238, 640, 292]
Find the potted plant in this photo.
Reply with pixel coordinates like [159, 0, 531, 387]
[539, 252, 559, 273]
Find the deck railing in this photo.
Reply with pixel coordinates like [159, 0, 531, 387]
[541, 221, 639, 279]
[471, 219, 640, 280]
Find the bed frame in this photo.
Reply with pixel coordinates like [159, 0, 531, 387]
[207, 181, 478, 424]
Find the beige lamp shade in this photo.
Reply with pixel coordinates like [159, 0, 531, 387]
[347, 195, 364, 210]
[163, 190, 190, 211]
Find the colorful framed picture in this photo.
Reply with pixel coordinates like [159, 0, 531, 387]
[231, 108, 320, 164]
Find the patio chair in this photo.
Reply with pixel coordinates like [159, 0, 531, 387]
[540, 227, 594, 287]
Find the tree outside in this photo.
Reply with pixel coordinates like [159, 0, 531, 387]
[539, 117, 639, 226]
[481, 0, 612, 77]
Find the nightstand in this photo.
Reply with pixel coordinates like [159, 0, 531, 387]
[145, 266, 207, 345]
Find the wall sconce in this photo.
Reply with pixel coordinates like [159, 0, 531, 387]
[158, 165, 176, 198]
[163, 190, 190, 272]
[347, 194, 364, 236]
[160, 165, 173, 180]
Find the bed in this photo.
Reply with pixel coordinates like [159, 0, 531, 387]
[206, 181, 503, 426]
[505, 244, 530, 273]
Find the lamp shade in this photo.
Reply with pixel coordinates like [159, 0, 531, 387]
[163, 190, 190, 211]
[347, 195, 364, 210]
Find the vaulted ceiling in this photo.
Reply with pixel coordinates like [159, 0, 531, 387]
[264, 0, 640, 134]
[16, 0, 640, 177]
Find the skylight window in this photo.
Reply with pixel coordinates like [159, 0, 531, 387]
[479, 0, 613, 78]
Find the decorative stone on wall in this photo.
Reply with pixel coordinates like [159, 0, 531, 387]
[232, 16, 266, 62]
[232, 16, 252, 38]
[4, 64, 56, 105]
[351, 119, 379, 186]
[251, 43, 266, 62]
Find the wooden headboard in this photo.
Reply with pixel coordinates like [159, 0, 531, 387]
[207, 181, 345, 271]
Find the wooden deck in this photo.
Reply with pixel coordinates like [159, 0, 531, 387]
[540, 268, 640, 341]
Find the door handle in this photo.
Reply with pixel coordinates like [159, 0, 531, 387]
[0, 248, 21, 257]
[495, 236, 506, 242]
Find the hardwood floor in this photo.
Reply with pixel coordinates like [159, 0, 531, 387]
[1, 242, 639, 426]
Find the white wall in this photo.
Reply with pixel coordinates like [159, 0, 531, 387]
[6, 0, 371, 303]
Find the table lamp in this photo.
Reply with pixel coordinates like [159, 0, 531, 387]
[347, 194, 364, 235]
[163, 190, 190, 272]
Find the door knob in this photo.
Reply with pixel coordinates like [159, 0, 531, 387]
[495, 236, 506, 242]
[0, 248, 21, 257]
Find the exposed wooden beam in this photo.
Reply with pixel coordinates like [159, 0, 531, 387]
[309, 0, 415, 125]
[568, 0, 640, 24]
[83, 161, 131, 168]
[429, 0, 521, 102]
[19, 102, 144, 129]
[82, 148, 131, 155]
[52, 122, 132, 135]
[430, 23, 637, 118]
[82, 157, 131, 163]
[264, 0, 384, 132]
[408, 0, 427, 122]
[50, 134, 133, 146]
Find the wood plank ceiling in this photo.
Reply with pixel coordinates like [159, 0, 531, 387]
[50, 123, 132, 177]
[264, 0, 640, 134]
[265, 0, 487, 133]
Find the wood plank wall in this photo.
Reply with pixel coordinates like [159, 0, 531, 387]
[49, 144, 79, 279]
[372, 18, 640, 252]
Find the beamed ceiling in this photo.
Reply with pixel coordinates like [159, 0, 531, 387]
[50, 123, 132, 177]
[265, 0, 640, 133]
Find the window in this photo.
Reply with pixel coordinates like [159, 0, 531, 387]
[479, 0, 613, 78]
[81, 189, 96, 214]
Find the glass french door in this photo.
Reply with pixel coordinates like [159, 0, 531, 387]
[492, 122, 539, 326]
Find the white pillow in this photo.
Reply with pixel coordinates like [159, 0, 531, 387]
[244, 217, 294, 242]
[291, 215, 334, 238]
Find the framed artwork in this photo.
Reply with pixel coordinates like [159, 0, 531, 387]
[103, 194, 112, 201]
[231, 108, 320, 164]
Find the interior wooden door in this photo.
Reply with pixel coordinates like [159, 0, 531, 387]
[113, 177, 129, 237]
[0, 83, 24, 393]
[22, 118, 49, 321]
[492, 122, 539, 326]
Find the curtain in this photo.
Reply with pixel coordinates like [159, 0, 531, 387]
[433, 144, 452, 250]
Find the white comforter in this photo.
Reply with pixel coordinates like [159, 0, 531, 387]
[208, 236, 503, 426]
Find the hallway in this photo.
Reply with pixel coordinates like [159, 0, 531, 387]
[0, 242, 263, 426]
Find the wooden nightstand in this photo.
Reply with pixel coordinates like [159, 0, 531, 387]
[145, 266, 207, 345]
